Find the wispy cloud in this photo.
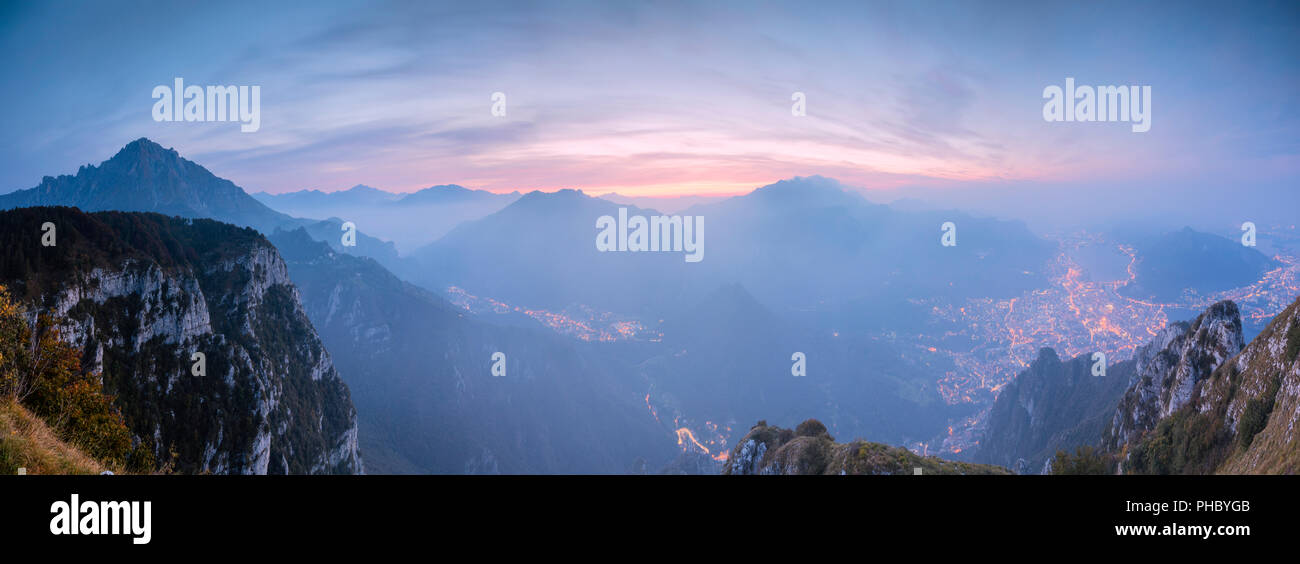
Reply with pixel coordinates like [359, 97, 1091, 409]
[1, 0, 1296, 201]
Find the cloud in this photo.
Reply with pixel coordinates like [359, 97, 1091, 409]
[1, 0, 1296, 204]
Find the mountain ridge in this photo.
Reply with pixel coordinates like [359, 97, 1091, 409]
[2, 138, 405, 271]
[0, 139, 293, 233]
[0, 206, 363, 474]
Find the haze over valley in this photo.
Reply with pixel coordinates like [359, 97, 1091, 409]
[5, 139, 1295, 473]
[3, 0, 1297, 477]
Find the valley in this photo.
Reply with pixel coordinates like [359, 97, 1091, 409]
[4, 138, 1295, 475]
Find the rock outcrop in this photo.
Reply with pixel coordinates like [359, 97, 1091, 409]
[724, 419, 1009, 475]
[1121, 296, 1300, 474]
[1106, 301, 1244, 451]
[973, 347, 1132, 474]
[0, 207, 362, 474]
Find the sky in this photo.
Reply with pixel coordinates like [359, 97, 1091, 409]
[0, 0, 1296, 227]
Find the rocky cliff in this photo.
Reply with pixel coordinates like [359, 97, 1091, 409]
[0, 207, 362, 474]
[1105, 300, 1244, 451]
[973, 347, 1132, 474]
[973, 302, 1245, 474]
[1121, 296, 1300, 473]
[983, 296, 1300, 475]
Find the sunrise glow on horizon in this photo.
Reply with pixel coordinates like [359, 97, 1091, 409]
[2, 0, 1296, 202]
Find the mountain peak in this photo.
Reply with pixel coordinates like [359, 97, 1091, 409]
[0, 138, 292, 233]
[400, 183, 502, 205]
[123, 136, 167, 151]
[523, 188, 585, 199]
[752, 175, 848, 196]
[737, 176, 868, 210]
[1107, 299, 1244, 451]
[507, 188, 594, 210]
[110, 137, 180, 163]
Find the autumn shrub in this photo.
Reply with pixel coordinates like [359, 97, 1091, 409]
[0, 284, 144, 470]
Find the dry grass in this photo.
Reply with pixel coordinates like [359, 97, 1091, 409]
[0, 397, 110, 475]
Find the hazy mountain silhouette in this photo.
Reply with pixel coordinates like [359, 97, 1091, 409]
[252, 184, 400, 210]
[409, 175, 1055, 319]
[598, 192, 727, 214]
[409, 189, 692, 315]
[401, 184, 518, 206]
[0, 138, 406, 271]
[680, 176, 1054, 309]
[1121, 227, 1278, 303]
[0, 138, 292, 232]
[256, 183, 519, 253]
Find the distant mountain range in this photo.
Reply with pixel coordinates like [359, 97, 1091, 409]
[408, 176, 1056, 318]
[409, 189, 687, 315]
[9, 138, 1295, 475]
[597, 192, 728, 214]
[254, 183, 520, 253]
[253, 184, 401, 209]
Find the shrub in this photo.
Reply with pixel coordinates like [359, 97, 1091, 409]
[1237, 377, 1280, 449]
[0, 285, 141, 470]
[0, 285, 33, 398]
[795, 418, 832, 440]
[1050, 445, 1114, 475]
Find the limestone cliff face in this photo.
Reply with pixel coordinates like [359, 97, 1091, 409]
[0, 207, 362, 474]
[1207, 296, 1300, 473]
[1106, 301, 1244, 451]
[975, 297, 1300, 475]
[1122, 295, 1300, 474]
[972, 347, 1131, 474]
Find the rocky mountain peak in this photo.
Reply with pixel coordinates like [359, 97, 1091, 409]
[1107, 300, 1244, 450]
[2, 138, 292, 234]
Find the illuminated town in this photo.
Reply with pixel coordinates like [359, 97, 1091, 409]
[916, 225, 1300, 455]
[445, 225, 1300, 461]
